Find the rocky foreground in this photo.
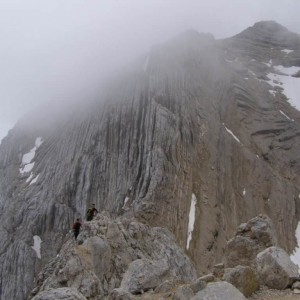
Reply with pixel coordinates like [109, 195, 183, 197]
[29, 213, 300, 299]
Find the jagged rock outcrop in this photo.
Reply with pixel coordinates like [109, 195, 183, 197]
[1, 20, 300, 299]
[29, 212, 196, 299]
[224, 215, 277, 267]
[256, 246, 299, 289]
[222, 215, 299, 296]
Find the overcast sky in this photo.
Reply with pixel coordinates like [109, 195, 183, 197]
[0, 0, 300, 142]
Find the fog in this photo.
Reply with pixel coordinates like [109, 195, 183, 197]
[1, 0, 300, 142]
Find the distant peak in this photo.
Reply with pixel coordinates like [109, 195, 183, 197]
[252, 21, 289, 33]
[232, 20, 299, 47]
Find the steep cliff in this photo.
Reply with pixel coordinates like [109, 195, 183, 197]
[1, 21, 300, 299]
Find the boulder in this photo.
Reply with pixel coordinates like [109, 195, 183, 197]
[198, 274, 215, 283]
[225, 215, 277, 267]
[109, 288, 132, 300]
[120, 258, 170, 294]
[154, 280, 176, 293]
[256, 246, 299, 289]
[85, 236, 111, 281]
[32, 287, 87, 300]
[188, 278, 206, 294]
[191, 281, 247, 300]
[173, 285, 194, 300]
[213, 263, 225, 279]
[222, 265, 259, 297]
[225, 236, 259, 267]
[292, 281, 300, 290]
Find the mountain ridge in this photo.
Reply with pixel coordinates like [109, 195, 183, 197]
[1, 20, 300, 299]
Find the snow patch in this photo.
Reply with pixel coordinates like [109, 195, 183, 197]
[122, 196, 130, 209]
[20, 137, 43, 174]
[269, 90, 276, 97]
[291, 222, 300, 271]
[279, 110, 294, 122]
[267, 67, 300, 111]
[32, 235, 42, 259]
[29, 174, 39, 185]
[243, 188, 246, 196]
[20, 162, 35, 174]
[275, 65, 300, 76]
[224, 125, 241, 144]
[186, 193, 197, 250]
[26, 173, 34, 183]
[281, 49, 294, 54]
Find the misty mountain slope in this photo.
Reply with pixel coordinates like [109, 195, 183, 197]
[1, 21, 300, 299]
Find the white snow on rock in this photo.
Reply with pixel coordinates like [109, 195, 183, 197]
[20, 137, 43, 174]
[186, 193, 197, 250]
[243, 188, 246, 196]
[275, 65, 300, 76]
[291, 222, 300, 271]
[122, 196, 130, 209]
[26, 173, 34, 183]
[32, 235, 42, 259]
[20, 162, 35, 174]
[35, 137, 43, 147]
[269, 90, 276, 97]
[267, 66, 300, 111]
[29, 174, 39, 185]
[281, 49, 294, 54]
[223, 124, 241, 144]
[279, 110, 294, 122]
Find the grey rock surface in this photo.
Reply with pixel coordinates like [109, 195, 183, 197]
[1, 20, 300, 299]
[30, 213, 196, 299]
[256, 246, 299, 289]
[191, 281, 247, 300]
[120, 258, 169, 294]
[225, 215, 277, 267]
[223, 265, 259, 297]
[173, 285, 194, 300]
[31, 287, 87, 300]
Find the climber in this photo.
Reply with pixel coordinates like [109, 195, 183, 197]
[86, 204, 98, 221]
[72, 218, 82, 241]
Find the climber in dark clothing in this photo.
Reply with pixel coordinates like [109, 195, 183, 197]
[86, 204, 98, 221]
[72, 218, 82, 240]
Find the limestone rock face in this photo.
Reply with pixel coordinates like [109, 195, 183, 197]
[1, 21, 300, 298]
[256, 246, 299, 289]
[191, 281, 247, 300]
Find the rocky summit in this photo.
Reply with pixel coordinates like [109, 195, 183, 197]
[1, 21, 300, 299]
